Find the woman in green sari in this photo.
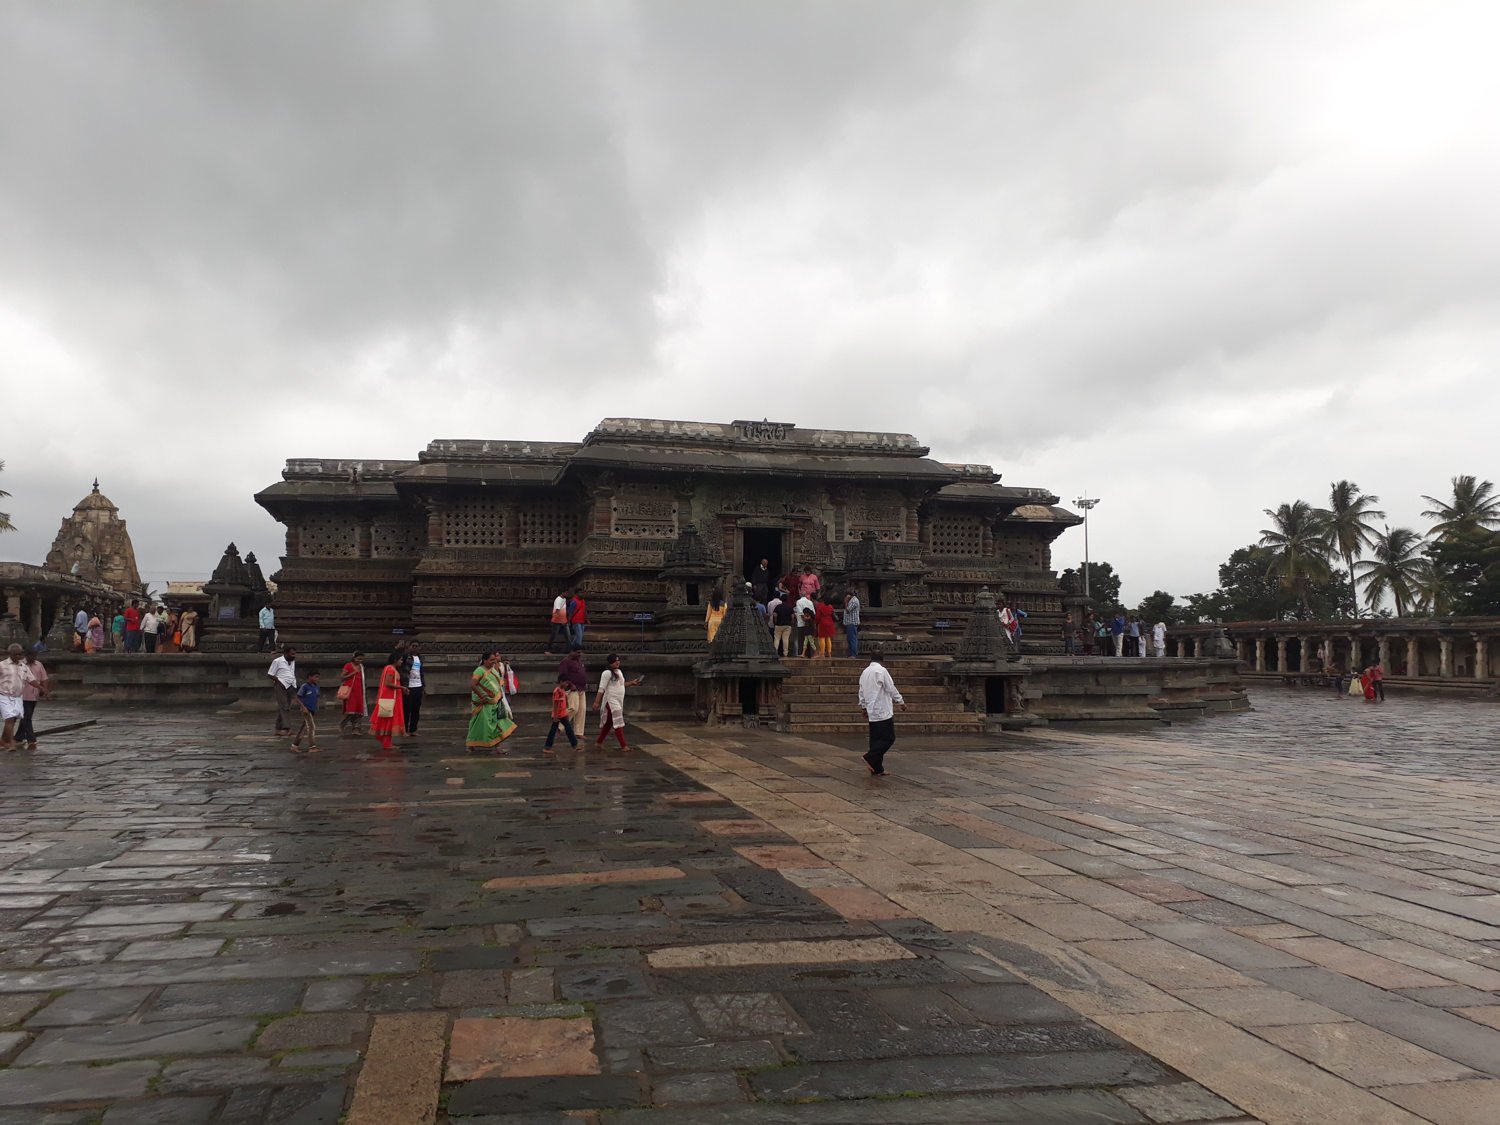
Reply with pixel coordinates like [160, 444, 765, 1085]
[466, 651, 516, 752]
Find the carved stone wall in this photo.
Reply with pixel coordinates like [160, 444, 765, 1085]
[443, 498, 507, 547]
[611, 484, 678, 539]
[929, 512, 985, 556]
[297, 514, 360, 559]
[371, 518, 426, 558]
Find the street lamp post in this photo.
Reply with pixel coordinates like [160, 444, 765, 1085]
[1074, 496, 1100, 598]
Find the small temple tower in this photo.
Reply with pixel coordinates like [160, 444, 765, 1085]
[44, 481, 144, 598]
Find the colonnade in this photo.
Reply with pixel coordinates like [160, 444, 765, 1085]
[1171, 624, 1500, 681]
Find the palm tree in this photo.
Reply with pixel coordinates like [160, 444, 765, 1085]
[0, 460, 12, 533]
[1410, 558, 1454, 617]
[1354, 525, 1425, 616]
[1259, 501, 1332, 617]
[1421, 476, 1500, 542]
[1317, 480, 1384, 617]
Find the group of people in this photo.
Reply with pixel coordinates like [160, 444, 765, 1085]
[71, 603, 201, 654]
[0, 643, 49, 752]
[267, 639, 425, 754]
[743, 563, 862, 659]
[468, 643, 644, 755]
[544, 589, 588, 653]
[1334, 663, 1386, 702]
[1070, 612, 1167, 657]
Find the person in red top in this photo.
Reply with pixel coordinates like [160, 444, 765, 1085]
[814, 596, 836, 659]
[1371, 662, 1385, 702]
[568, 589, 588, 650]
[545, 675, 579, 753]
[122, 604, 142, 654]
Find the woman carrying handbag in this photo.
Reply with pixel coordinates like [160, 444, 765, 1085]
[369, 652, 406, 750]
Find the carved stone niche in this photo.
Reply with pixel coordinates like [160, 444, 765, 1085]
[657, 524, 726, 612]
[693, 586, 787, 727]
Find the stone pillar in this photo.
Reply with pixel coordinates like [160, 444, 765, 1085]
[1254, 638, 1266, 671]
[1301, 635, 1314, 671]
[1192, 637, 1203, 657]
[1474, 635, 1488, 680]
[1348, 634, 1360, 670]
[1440, 636, 1453, 678]
[1377, 635, 1390, 673]
[1275, 637, 1287, 672]
[1406, 636, 1420, 677]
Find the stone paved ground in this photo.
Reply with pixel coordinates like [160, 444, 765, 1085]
[649, 687, 1500, 1125]
[6, 688, 1498, 1123]
[0, 702, 1229, 1125]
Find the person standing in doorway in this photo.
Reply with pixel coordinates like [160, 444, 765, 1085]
[404, 641, 425, 737]
[15, 645, 48, 751]
[339, 651, 367, 736]
[141, 606, 160, 654]
[750, 558, 773, 604]
[258, 604, 276, 651]
[268, 646, 297, 736]
[568, 588, 588, 650]
[291, 668, 321, 754]
[0, 645, 38, 751]
[546, 591, 570, 654]
[842, 590, 861, 658]
[857, 650, 905, 777]
[558, 645, 589, 741]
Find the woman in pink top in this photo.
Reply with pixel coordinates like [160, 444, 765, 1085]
[797, 566, 822, 598]
[17, 646, 49, 752]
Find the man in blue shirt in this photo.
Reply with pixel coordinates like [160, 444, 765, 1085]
[258, 604, 276, 652]
[292, 668, 321, 754]
[1111, 612, 1127, 657]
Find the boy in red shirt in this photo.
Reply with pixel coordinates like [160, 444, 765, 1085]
[544, 675, 579, 754]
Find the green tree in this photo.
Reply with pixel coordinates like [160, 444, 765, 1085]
[1424, 530, 1500, 615]
[0, 460, 12, 533]
[1259, 501, 1332, 617]
[1136, 590, 1179, 626]
[1317, 480, 1384, 617]
[1353, 525, 1425, 616]
[1185, 544, 1354, 622]
[1421, 475, 1500, 543]
[1059, 562, 1122, 612]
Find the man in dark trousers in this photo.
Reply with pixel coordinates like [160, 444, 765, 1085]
[557, 644, 589, 739]
[404, 641, 425, 737]
[856, 650, 905, 776]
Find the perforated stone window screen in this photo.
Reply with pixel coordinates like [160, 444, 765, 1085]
[930, 514, 984, 556]
[372, 520, 425, 557]
[443, 499, 507, 547]
[298, 515, 359, 558]
[520, 498, 580, 547]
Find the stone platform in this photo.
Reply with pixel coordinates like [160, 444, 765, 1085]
[0, 705, 1228, 1123]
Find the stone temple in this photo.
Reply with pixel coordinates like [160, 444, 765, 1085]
[255, 418, 1080, 651]
[45, 480, 144, 595]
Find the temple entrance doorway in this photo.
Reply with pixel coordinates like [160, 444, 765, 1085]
[740, 527, 785, 595]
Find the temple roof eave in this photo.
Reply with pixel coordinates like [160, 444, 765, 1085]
[562, 448, 959, 482]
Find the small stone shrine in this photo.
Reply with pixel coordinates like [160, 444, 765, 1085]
[44, 481, 144, 598]
[255, 417, 1081, 651]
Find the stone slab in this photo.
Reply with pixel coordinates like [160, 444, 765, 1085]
[0, 1061, 158, 1106]
[647, 937, 913, 969]
[16, 1018, 256, 1065]
[346, 1011, 447, 1125]
[446, 1016, 600, 1081]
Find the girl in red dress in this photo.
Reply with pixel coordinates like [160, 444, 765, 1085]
[369, 653, 405, 749]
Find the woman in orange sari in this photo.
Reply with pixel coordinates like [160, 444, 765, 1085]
[369, 653, 406, 750]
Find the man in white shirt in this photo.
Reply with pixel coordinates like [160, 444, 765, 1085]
[73, 608, 89, 651]
[141, 609, 160, 654]
[258, 605, 277, 651]
[546, 592, 569, 654]
[856, 650, 905, 776]
[404, 641, 425, 737]
[267, 646, 298, 736]
[1152, 620, 1167, 658]
[0, 644, 38, 751]
[794, 593, 816, 658]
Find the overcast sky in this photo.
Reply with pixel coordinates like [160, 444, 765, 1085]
[2, 1, 1496, 605]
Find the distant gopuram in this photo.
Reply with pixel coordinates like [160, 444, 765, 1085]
[254, 418, 1080, 651]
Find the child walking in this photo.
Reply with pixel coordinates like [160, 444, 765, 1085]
[544, 674, 579, 754]
[292, 669, 322, 754]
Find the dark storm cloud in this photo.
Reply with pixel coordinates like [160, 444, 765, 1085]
[1, 1, 1496, 603]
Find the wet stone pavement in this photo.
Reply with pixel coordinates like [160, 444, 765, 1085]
[0, 704, 1233, 1125]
